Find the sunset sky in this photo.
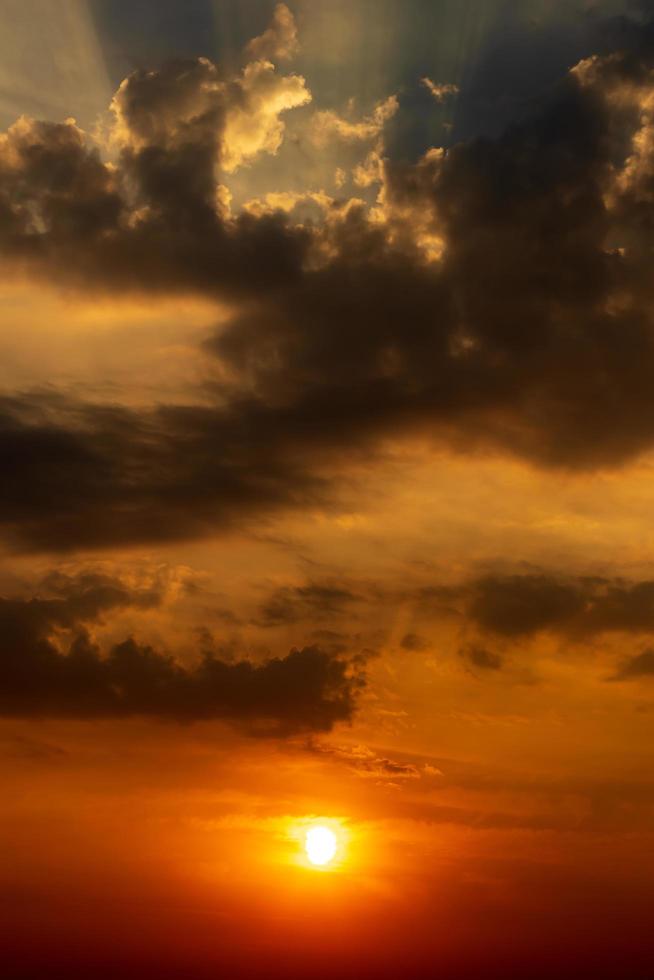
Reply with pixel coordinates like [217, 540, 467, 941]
[3, 2, 654, 977]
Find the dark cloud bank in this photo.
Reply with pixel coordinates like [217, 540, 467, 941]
[2, 15, 654, 551]
[465, 573, 654, 639]
[5, 563, 654, 727]
[0, 573, 365, 731]
[251, 567, 654, 680]
[444, 570, 654, 679]
[258, 568, 654, 642]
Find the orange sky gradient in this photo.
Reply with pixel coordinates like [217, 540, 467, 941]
[3, 3, 654, 978]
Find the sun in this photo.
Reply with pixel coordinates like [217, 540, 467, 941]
[305, 825, 337, 867]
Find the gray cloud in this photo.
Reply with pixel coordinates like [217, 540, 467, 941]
[400, 632, 429, 651]
[460, 644, 504, 671]
[0, 575, 366, 732]
[464, 573, 654, 639]
[610, 648, 654, 681]
[1, 18, 654, 553]
[255, 581, 361, 627]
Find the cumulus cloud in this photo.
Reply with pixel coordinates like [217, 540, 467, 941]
[0, 114, 122, 246]
[109, 57, 224, 155]
[244, 3, 300, 64]
[308, 95, 398, 147]
[0, 576, 365, 732]
[110, 54, 311, 179]
[242, 188, 334, 219]
[421, 77, 459, 103]
[0, 62, 310, 301]
[352, 146, 385, 187]
[3, 19, 654, 551]
[220, 59, 311, 172]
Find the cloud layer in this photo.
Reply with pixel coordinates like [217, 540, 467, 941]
[0, 572, 365, 731]
[2, 12, 654, 553]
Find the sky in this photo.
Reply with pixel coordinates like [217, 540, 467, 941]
[2, 1, 654, 977]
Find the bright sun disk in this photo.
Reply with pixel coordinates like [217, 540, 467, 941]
[305, 825, 337, 866]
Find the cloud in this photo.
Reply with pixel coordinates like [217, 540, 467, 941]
[466, 574, 585, 637]
[0, 114, 122, 246]
[306, 740, 421, 781]
[40, 568, 163, 611]
[0, 390, 331, 550]
[309, 95, 398, 147]
[463, 573, 654, 639]
[109, 57, 224, 155]
[460, 644, 503, 671]
[0, 64, 311, 301]
[610, 649, 654, 681]
[255, 581, 361, 627]
[110, 54, 311, 178]
[400, 632, 429, 651]
[3, 20, 654, 551]
[421, 78, 459, 103]
[220, 59, 311, 172]
[244, 3, 299, 64]
[0, 576, 366, 732]
[398, 568, 654, 651]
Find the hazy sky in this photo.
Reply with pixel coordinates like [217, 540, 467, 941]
[2, 2, 654, 978]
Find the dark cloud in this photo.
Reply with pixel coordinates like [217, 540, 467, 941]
[0, 58, 310, 299]
[467, 574, 586, 637]
[464, 573, 654, 639]
[0, 391, 331, 550]
[609, 648, 654, 680]
[40, 568, 162, 611]
[460, 644, 504, 671]
[3, 19, 654, 550]
[400, 632, 429, 651]
[0, 577, 366, 733]
[255, 581, 361, 626]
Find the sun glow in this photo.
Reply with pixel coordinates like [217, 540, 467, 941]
[305, 825, 338, 866]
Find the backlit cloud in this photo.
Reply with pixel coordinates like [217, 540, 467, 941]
[244, 3, 300, 64]
[1, 17, 654, 557]
[0, 573, 366, 732]
[421, 77, 459, 103]
[308, 94, 398, 147]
